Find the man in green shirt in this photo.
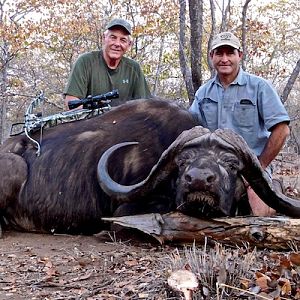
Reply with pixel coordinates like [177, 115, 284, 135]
[64, 18, 151, 109]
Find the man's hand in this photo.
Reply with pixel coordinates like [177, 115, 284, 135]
[64, 95, 82, 110]
[242, 176, 276, 216]
[247, 186, 276, 216]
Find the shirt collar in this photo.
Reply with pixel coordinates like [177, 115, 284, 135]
[235, 67, 247, 85]
[213, 67, 246, 86]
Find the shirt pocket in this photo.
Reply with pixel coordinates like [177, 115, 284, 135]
[201, 98, 218, 131]
[233, 98, 256, 129]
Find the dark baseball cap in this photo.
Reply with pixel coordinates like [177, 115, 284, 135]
[106, 18, 132, 35]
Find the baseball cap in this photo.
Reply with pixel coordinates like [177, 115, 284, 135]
[211, 32, 241, 51]
[106, 18, 132, 35]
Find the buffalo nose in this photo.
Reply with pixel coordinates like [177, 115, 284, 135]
[185, 167, 216, 189]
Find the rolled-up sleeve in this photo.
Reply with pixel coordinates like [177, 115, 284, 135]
[257, 80, 290, 131]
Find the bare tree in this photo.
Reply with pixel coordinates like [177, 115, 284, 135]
[281, 58, 300, 151]
[281, 59, 300, 104]
[153, 37, 165, 96]
[0, 1, 42, 143]
[207, 0, 217, 76]
[0, 41, 9, 143]
[220, 0, 231, 32]
[188, 0, 203, 102]
[178, 0, 194, 102]
[241, 0, 252, 71]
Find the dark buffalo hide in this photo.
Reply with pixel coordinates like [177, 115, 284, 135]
[0, 99, 196, 234]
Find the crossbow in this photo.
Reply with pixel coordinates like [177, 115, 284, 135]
[10, 90, 119, 156]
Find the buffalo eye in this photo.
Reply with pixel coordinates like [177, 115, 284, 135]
[176, 157, 186, 168]
[218, 152, 240, 172]
[175, 150, 196, 168]
[228, 163, 237, 171]
[225, 159, 240, 172]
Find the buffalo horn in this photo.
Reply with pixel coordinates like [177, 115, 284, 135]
[97, 126, 211, 202]
[214, 128, 300, 217]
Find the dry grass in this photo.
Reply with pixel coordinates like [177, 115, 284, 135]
[165, 240, 258, 299]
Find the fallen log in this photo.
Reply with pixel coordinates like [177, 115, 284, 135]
[102, 212, 300, 250]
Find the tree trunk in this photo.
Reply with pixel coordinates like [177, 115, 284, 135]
[188, 0, 203, 101]
[152, 37, 165, 96]
[103, 212, 300, 250]
[0, 94, 5, 144]
[220, 0, 231, 32]
[178, 0, 194, 102]
[0, 42, 9, 144]
[281, 59, 300, 104]
[241, 0, 252, 71]
[207, 0, 216, 77]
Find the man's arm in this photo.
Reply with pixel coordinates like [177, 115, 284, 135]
[258, 122, 290, 169]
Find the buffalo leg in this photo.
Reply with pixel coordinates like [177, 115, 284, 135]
[0, 153, 27, 235]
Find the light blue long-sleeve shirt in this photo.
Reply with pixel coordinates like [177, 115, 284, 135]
[189, 68, 290, 156]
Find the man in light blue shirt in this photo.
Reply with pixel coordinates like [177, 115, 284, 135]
[189, 32, 290, 216]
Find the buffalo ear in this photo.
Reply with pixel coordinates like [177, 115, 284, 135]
[214, 128, 300, 217]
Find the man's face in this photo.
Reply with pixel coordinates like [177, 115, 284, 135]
[102, 27, 131, 62]
[210, 46, 242, 76]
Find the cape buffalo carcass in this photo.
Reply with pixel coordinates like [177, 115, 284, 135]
[0, 99, 300, 235]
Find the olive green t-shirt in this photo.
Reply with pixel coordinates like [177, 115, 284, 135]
[63, 50, 151, 106]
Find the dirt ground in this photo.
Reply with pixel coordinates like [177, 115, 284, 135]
[0, 229, 176, 300]
[1, 227, 300, 300]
